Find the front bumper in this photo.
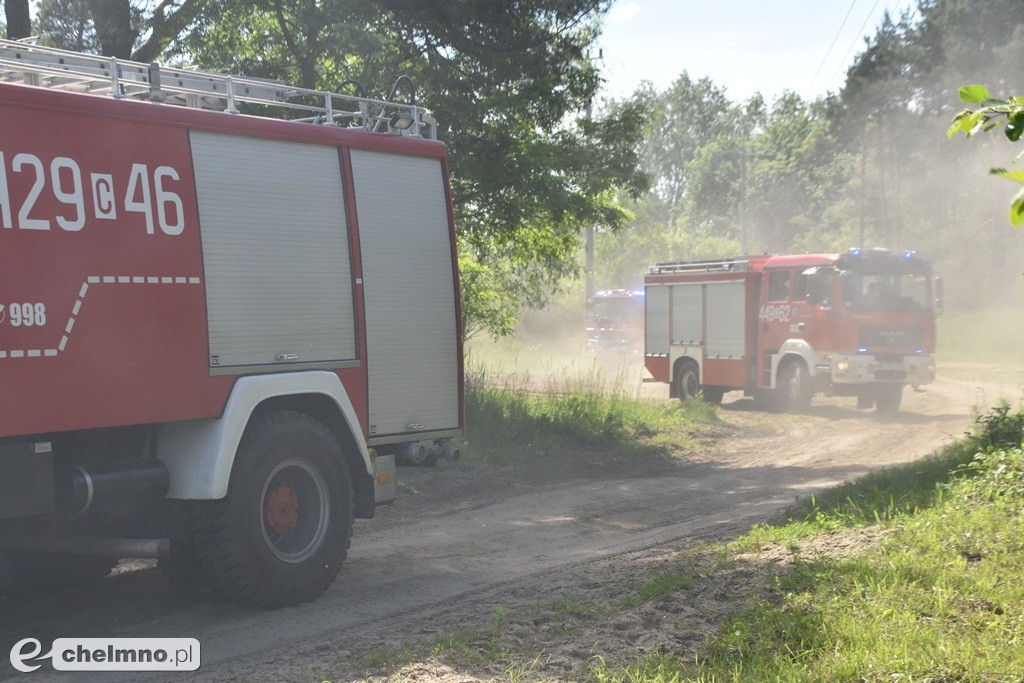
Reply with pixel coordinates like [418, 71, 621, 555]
[828, 353, 935, 385]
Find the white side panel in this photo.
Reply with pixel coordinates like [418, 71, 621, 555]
[190, 131, 355, 368]
[644, 285, 670, 355]
[350, 150, 459, 437]
[671, 284, 703, 345]
[705, 281, 746, 359]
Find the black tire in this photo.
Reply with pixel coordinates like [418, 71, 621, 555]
[875, 383, 903, 415]
[188, 411, 354, 608]
[775, 359, 812, 413]
[675, 359, 701, 402]
[158, 502, 218, 599]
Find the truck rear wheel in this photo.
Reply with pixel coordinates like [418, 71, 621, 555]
[188, 411, 354, 608]
[675, 359, 701, 402]
[875, 384, 903, 415]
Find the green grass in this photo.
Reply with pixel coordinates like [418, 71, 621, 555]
[620, 570, 699, 609]
[736, 400, 1024, 549]
[937, 307, 1024, 366]
[462, 358, 717, 463]
[590, 402, 1024, 682]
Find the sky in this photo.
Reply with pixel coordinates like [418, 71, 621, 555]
[596, 0, 915, 103]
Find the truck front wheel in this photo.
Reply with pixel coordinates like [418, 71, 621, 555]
[188, 411, 354, 608]
[775, 359, 812, 412]
[875, 384, 903, 415]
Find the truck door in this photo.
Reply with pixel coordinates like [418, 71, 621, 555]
[792, 267, 841, 354]
[757, 268, 793, 386]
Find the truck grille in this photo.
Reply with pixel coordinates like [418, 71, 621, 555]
[860, 326, 923, 349]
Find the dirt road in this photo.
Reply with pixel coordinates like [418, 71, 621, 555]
[1, 367, 1019, 681]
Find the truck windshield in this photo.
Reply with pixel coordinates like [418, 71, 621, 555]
[589, 298, 643, 324]
[839, 270, 931, 313]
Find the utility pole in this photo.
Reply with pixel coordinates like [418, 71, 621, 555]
[859, 135, 866, 248]
[739, 144, 747, 253]
[585, 96, 595, 303]
[584, 43, 601, 304]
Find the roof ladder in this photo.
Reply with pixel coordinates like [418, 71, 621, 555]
[0, 37, 436, 139]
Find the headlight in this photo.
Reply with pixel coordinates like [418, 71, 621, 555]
[836, 360, 850, 372]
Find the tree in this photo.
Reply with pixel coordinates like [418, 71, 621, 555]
[4, 0, 30, 38]
[34, 0, 203, 60]
[170, 0, 649, 338]
[949, 84, 1024, 227]
[36, 0, 97, 52]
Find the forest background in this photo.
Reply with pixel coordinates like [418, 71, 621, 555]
[5, 0, 1023, 337]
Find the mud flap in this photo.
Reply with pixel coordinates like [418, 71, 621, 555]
[373, 453, 397, 504]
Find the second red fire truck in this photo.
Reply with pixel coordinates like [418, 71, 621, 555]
[644, 249, 941, 414]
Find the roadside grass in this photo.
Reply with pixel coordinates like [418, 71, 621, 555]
[590, 401, 1024, 682]
[462, 357, 717, 463]
[340, 403, 1023, 683]
[736, 400, 1024, 549]
[937, 307, 1024, 366]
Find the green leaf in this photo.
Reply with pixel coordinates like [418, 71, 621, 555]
[990, 167, 1024, 184]
[958, 84, 990, 104]
[1010, 187, 1024, 228]
[1006, 111, 1024, 142]
[958, 110, 985, 135]
[980, 98, 1011, 108]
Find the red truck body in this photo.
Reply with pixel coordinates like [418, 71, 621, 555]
[586, 289, 645, 353]
[644, 250, 938, 412]
[0, 40, 463, 606]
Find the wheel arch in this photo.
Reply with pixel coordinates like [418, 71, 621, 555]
[157, 372, 374, 517]
[771, 340, 818, 389]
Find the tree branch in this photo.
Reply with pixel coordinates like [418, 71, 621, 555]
[132, 0, 203, 63]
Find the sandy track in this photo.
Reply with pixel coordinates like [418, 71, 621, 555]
[0, 367, 1018, 681]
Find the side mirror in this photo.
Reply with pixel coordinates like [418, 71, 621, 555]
[934, 276, 944, 316]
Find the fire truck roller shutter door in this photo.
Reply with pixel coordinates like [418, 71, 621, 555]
[350, 150, 459, 439]
[190, 131, 356, 369]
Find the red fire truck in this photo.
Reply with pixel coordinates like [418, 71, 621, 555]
[586, 289, 644, 353]
[0, 40, 463, 606]
[644, 249, 940, 414]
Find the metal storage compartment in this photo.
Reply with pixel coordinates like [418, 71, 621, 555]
[191, 131, 356, 369]
[350, 150, 460, 440]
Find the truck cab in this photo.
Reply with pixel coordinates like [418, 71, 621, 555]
[756, 249, 938, 412]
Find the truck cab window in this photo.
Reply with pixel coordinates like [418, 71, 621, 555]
[768, 270, 791, 302]
[840, 271, 930, 312]
[795, 268, 834, 307]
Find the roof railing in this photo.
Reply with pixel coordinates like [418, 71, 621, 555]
[648, 258, 751, 274]
[0, 37, 436, 139]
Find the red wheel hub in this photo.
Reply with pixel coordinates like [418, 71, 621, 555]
[265, 485, 299, 535]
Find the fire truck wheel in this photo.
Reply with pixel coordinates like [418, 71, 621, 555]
[675, 359, 701, 402]
[190, 411, 354, 608]
[875, 384, 903, 415]
[776, 359, 812, 413]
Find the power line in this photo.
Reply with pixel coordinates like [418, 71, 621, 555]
[806, 0, 860, 97]
[823, 0, 883, 95]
